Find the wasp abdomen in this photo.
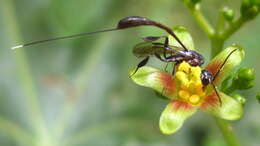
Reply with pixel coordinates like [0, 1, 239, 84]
[117, 16, 154, 29]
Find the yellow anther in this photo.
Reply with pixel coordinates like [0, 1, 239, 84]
[175, 61, 205, 105]
[178, 90, 190, 100]
[178, 62, 190, 73]
[176, 72, 190, 86]
[181, 83, 189, 90]
[189, 95, 200, 104]
[176, 72, 186, 80]
[191, 67, 201, 80]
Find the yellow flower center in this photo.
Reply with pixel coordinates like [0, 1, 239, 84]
[175, 61, 205, 105]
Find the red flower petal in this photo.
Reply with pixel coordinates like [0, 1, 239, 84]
[159, 72, 177, 95]
[130, 66, 177, 99]
[200, 92, 220, 109]
[171, 100, 194, 111]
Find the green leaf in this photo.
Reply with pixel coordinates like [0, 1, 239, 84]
[130, 66, 177, 99]
[205, 44, 245, 86]
[201, 91, 243, 120]
[160, 101, 197, 134]
[169, 26, 195, 50]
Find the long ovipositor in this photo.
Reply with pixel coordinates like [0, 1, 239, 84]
[11, 16, 188, 51]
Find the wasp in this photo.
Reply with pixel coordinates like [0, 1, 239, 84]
[12, 16, 238, 105]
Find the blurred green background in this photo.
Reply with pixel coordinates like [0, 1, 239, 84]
[0, 0, 259, 146]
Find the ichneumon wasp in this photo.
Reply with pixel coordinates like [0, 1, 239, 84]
[12, 16, 238, 105]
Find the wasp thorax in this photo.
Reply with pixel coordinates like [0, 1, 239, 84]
[185, 50, 204, 66]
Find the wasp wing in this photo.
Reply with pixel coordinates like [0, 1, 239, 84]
[133, 41, 182, 58]
[142, 36, 167, 42]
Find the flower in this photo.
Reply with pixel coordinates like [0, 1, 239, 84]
[129, 27, 244, 135]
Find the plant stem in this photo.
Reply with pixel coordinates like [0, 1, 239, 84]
[210, 37, 224, 58]
[221, 17, 245, 40]
[183, 3, 215, 37]
[214, 118, 241, 146]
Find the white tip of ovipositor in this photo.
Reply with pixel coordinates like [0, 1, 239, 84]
[11, 45, 23, 50]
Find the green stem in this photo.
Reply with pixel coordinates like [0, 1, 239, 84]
[210, 37, 224, 58]
[183, 3, 215, 37]
[216, 10, 226, 36]
[221, 17, 245, 40]
[214, 118, 241, 146]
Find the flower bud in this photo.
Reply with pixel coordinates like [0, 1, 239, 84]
[233, 78, 254, 90]
[237, 67, 255, 81]
[222, 7, 235, 21]
[231, 67, 255, 90]
[241, 0, 260, 20]
[233, 94, 246, 105]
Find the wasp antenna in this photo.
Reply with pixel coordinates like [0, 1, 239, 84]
[10, 28, 119, 49]
[213, 49, 238, 80]
[212, 83, 222, 106]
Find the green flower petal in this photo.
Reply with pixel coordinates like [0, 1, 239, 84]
[130, 66, 177, 99]
[201, 91, 243, 120]
[169, 26, 195, 50]
[206, 44, 245, 86]
[160, 101, 197, 134]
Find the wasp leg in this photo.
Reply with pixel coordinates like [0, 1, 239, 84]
[172, 63, 180, 75]
[155, 53, 181, 63]
[130, 56, 150, 77]
[154, 53, 164, 61]
[153, 53, 169, 72]
[163, 37, 169, 59]
[164, 63, 169, 72]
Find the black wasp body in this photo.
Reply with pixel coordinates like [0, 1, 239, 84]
[133, 35, 214, 88]
[13, 16, 238, 105]
[132, 34, 205, 76]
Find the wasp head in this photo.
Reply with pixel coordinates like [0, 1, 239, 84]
[184, 50, 204, 66]
[200, 69, 214, 86]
